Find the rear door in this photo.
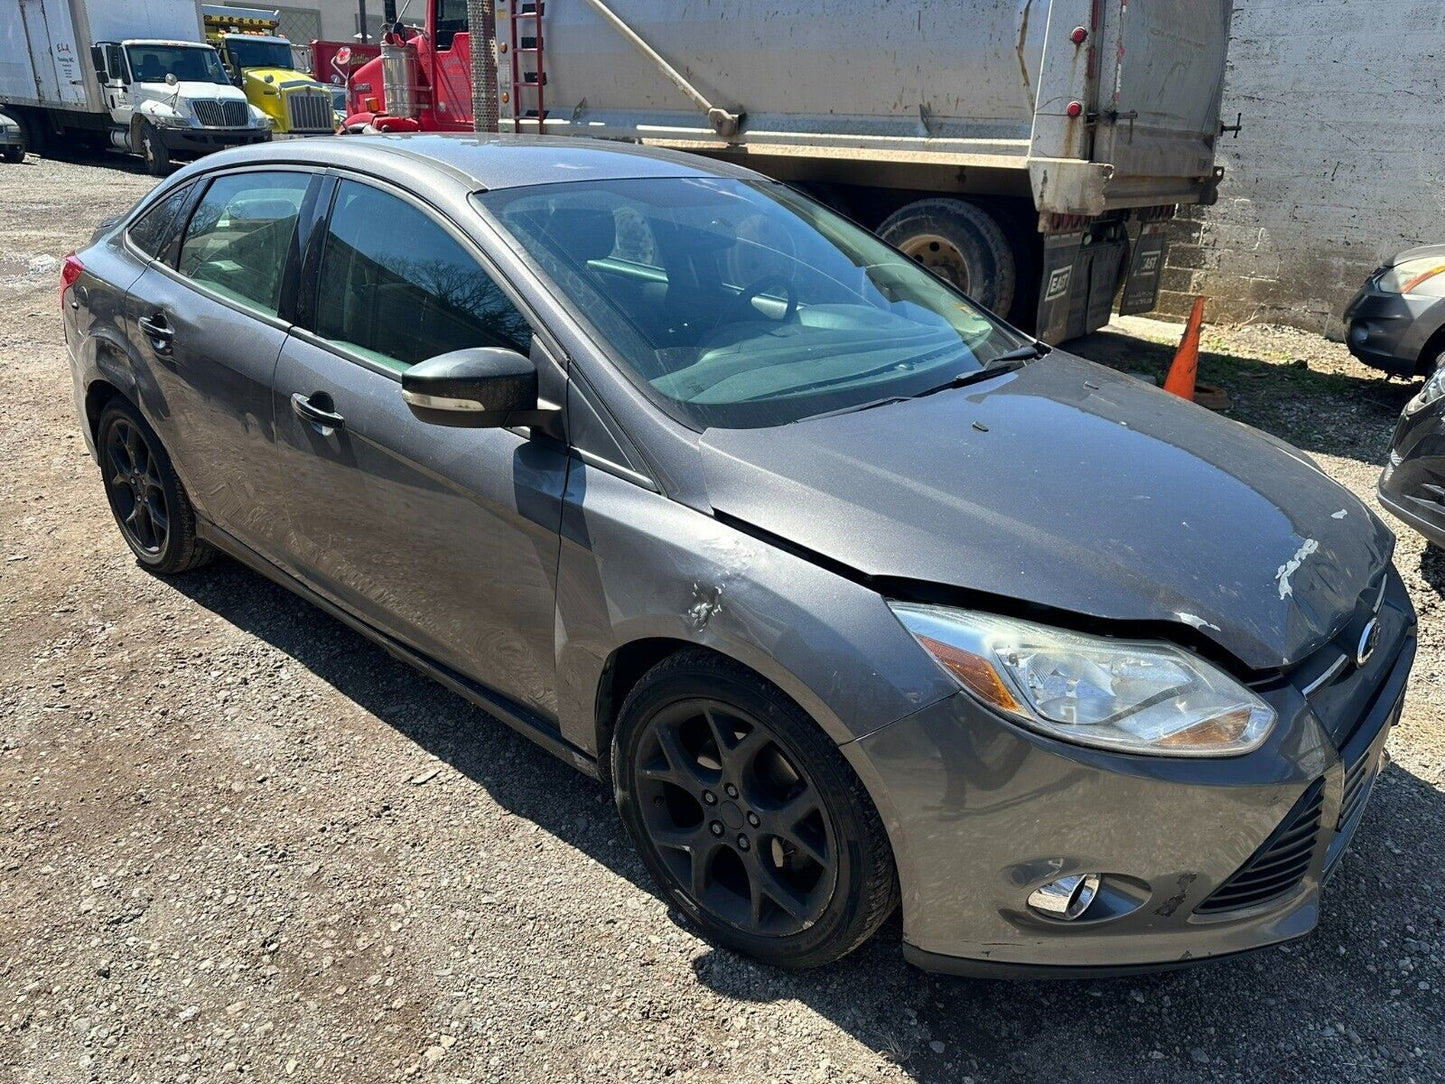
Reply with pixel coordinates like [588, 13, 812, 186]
[15, 0, 87, 106]
[269, 176, 569, 717]
[123, 167, 320, 557]
[1090, 0, 1232, 182]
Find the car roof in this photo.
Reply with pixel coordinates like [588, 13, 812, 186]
[191, 133, 764, 191]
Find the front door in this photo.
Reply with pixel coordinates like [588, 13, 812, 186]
[124, 168, 318, 557]
[270, 178, 568, 716]
[99, 43, 133, 125]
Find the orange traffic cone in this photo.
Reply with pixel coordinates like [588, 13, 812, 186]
[1163, 295, 1205, 401]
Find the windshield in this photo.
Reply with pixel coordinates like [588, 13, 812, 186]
[226, 36, 295, 70]
[476, 178, 1030, 429]
[125, 44, 230, 85]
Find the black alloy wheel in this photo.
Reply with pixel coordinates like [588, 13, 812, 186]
[614, 650, 898, 968]
[635, 696, 836, 936]
[104, 415, 168, 556]
[96, 399, 213, 574]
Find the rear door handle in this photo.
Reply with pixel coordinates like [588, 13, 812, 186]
[291, 391, 345, 432]
[137, 314, 173, 353]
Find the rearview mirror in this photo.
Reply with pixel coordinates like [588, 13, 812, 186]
[401, 347, 559, 429]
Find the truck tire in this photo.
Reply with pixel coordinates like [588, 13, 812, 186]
[1, 143, 23, 164]
[134, 119, 171, 176]
[878, 198, 1017, 316]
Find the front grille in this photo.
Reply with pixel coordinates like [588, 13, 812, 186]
[1196, 780, 1324, 915]
[192, 99, 249, 128]
[285, 89, 333, 132]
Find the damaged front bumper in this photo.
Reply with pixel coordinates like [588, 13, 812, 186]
[844, 570, 1415, 977]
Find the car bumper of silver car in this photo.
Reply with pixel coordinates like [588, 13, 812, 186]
[847, 577, 1415, 977]
[1344, 285, 1445, 377]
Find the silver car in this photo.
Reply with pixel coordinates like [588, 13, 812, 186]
[62, 135, 1414, 976]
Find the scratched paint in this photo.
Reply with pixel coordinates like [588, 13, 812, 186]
[1276, 538, 1320, 601]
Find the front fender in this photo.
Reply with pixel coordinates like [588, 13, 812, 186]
[552, 463, 958, 755]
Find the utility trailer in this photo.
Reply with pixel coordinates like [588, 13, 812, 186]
[0, 0, 270, 171]
[498, 0, 1234, 339]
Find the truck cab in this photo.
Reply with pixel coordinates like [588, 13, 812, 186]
[202, 6, 336, 136]
[91, 39, 270, 174]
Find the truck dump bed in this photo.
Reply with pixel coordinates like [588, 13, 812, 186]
[526, 0, 1231, 215]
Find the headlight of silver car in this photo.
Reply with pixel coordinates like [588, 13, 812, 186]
[1378, 257, 1445, 297]
[889, 603, 1276, 756]
[1406, 364, 1445, 415]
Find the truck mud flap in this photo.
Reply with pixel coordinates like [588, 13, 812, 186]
[1119, 223, 1169, 316]
[1036, 234, 1126, 343]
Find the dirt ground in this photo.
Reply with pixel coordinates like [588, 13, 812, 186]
[3, 150, 1443, 1084]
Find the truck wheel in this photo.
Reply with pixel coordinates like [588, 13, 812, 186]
[135, 119, 171, 176]
[1, 143, 23, 164]
[878, 198, 1017, 315]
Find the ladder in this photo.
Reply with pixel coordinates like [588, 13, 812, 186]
[504, 0, 546, 131]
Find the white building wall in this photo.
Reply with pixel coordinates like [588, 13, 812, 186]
[1157, 0, 1445, 337]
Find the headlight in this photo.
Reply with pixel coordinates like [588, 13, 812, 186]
[1378, 257, 1445, 297]
[1406, 364, 1445, 415]
[889, 604, 1276, 757]
[151, 111, 191, 128]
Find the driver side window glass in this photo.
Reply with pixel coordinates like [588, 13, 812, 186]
[104, 44, 126, 82]
[177, 171, 311, 317]
[313, 180, 532, 372]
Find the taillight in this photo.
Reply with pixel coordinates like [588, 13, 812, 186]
[60, 253, 84, 310]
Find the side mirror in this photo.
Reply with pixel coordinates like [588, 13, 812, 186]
[165, 72, 178, 86]
[401, 347, 560, 429]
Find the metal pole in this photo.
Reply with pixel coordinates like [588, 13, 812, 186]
[358, 0, 369, 43]
[469, 0, 498, 133]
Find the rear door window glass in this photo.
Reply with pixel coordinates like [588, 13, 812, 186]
[313, 180, 532, 372]
[127, 182, 194, 261]
[177, 172, 311, 317]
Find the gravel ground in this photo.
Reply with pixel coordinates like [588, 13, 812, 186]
[3, 150, 1444, 1084]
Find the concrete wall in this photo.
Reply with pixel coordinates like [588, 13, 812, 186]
[1155, 0, 1445, 338]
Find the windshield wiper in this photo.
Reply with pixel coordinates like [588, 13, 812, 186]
[920, 341, 1048, 395]
[988, 340, 1050, 365]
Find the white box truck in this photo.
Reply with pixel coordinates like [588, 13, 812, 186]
[503, 0, 1235, 339]
[0, 0, 271, 173]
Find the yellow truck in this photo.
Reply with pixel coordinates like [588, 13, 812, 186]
[202, 5, 333, 135]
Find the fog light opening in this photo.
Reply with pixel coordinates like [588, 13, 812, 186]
[1027, 873, 1101, 920]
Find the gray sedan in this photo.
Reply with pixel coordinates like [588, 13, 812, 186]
[1345, 245, 1445, 376]
[61, 135, 1414, 976]
[0, 109, 24, 163]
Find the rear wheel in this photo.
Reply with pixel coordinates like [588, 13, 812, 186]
[1, 142, 24, 164]
[613, 650, 898, 968]
[97, 399, 213, 574]
[878, 197, 1017, 316]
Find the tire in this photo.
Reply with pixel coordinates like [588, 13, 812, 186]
[97, 399, 214, 574]
[878, 197, 1017, 315]
[1, 143, 24, 164]
[134, 119, 171, 176]
[613, 649, 898, 969]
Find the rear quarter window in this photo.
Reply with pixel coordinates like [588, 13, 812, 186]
[127, 182, 194, 261]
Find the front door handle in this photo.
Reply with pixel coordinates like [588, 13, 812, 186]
[291, 391, 345, 432]
[137, 313, 173, 353]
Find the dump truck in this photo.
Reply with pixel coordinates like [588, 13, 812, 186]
[351, 0, 1236, 339]
[0, 0, 271, 173]
[202, 4, 336, 135]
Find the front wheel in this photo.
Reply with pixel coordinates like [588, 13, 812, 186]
[1, 143, 24, 164]
[97, 399, 213, 574]
[135, 119, 171, 176]
[613, 650, 898, 969]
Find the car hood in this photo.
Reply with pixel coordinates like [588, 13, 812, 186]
[697, 352, 1393, 670]
[1386, 243, 1445, 267]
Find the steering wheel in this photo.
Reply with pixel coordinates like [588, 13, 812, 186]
[731, 274, 799, 323]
